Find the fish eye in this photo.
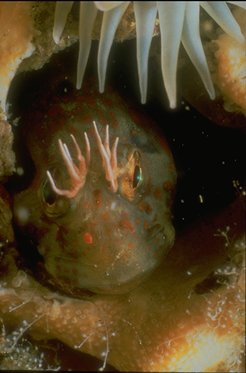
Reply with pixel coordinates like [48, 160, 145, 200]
[119, 150, 143, 200]
[41, 178, 70, 218]
[42, 180, 57, 206]
[132, 150, 143, 190]
[133, 164, 143, 189]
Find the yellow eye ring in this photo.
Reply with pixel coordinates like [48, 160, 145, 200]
[42, 179, 57, 206]
[119, 150, 143, 200]
[40, 177, 70, 218]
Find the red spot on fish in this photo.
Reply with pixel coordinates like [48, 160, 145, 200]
[101, 211, 110, 220]
[120, 219, 135, 234]
[144, 221, 150, 230]
[154, 187, 162, 200]
[83, 232, 93, 244]
[139, 201, 153, 214]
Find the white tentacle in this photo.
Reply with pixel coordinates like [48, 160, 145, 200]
[157, 1, 186, 108]
[98, 2, 130, 93]
[77, 1, 98, 89]
[134, 1, 157, 104]
[182, 2, 215, 99]
[200, 1, 244, 42]
[53, 1, 74, 44]
[52, 1, 245, 108]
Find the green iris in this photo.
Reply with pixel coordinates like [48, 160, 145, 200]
[133, 165, 143, 189]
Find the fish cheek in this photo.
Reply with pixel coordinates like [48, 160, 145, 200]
[137, 180, 175, 260]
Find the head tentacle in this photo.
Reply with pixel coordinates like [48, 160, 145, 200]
[46, 132, 90, 198]
[93, 121, 119, 193]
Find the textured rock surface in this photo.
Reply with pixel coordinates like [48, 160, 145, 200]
[0, 2, 34, 117]
[0, 185, 14, 248]
[0, 121, 15, 181]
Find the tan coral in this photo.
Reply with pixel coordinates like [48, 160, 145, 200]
[0, 2, 73, 118]
[0, 185, 14, 246]
[209, 8, 246, 115]
[0, 120, 15, 180]
[215, 34, 246, 114]
[0, 2, 34, 119]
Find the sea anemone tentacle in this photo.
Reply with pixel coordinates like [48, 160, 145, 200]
[181, 2, 215, 100]
[53, 1, 73, 44]
[53, 1, 245, 108]
[76, 2, 98, 90]
[200, 1, 244, 42]
[98, 2, 130, 93]
[157, 1, 186, 109]
[227, 1, 246, 9]
[94, 1, 125, 12]
[134, 2, 158, 104]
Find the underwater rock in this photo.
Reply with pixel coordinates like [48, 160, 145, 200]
[0, 121, 15, 180]
[0, 186, 14, 252]
[213, 8, 246, 115]
[0, 2, 34, 119]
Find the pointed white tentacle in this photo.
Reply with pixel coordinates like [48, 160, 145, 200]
[134, 1, 157, 104]
[200, 1, 244, 43]
[53, 0, 245, 109]
[53, 1, 74, 44]
[76, 2, 98, 89]
[227, 1, 246, 10]
[98, 2, 129, 93]
[157, 1, 186, 109]
[182, 2, 215, 99]
[94, 2, 125, 11]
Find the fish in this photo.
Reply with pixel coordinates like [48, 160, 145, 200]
[13, 78, 176, 295]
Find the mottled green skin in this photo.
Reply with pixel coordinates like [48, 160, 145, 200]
[14, 81, 176, 295]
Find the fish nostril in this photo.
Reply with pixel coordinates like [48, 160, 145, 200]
[93, 189, 102, 207]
